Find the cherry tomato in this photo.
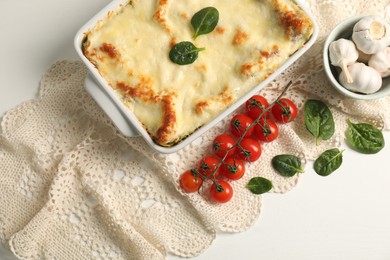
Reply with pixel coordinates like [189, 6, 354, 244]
[271, 98, 298, 124]
[198, 155, 221, 178]
[237, 138, 262, 162]
[221, 158, 246, 180]
[254, 118, 279, 143]
[179, 169, 203, 193]
[230, 114, 254, 138]
[245, 95, 270, 120]
[212, 134, 237, 159]
[210, 180, 233, 203]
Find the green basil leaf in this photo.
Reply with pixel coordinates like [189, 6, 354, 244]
[191, 7, 219, 39]
[314, 148, 344, 176]
[247, 177, 273, 195]
[272, 154, 304, 177]
[304, 99, 335, 145]
[345, 119, 385, 154]
[169, 41, 205, 65]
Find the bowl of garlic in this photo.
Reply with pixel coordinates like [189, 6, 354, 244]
[323, 14, 390, 100]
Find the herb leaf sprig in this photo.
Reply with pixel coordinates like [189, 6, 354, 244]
[169, 7, 219, 65]
[247, 177, 273, 194]
[345, 119, 385, 154]
[272, 154, 304, 177]
[191, 7, 219, 39]
[314, 148, 344, 176]
[304, 99, 335, 145]
[169, 41, 205, 65]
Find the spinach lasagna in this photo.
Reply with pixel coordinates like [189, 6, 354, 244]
[83, 0, 313, 146]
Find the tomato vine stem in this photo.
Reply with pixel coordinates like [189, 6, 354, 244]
[197, 80, 294, 191]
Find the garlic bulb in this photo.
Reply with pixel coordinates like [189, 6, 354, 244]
[368, 46, 390, 77]
[339, 62, 382, 94]
[352, 15, 390, 54]
[329, 39, 358, 83]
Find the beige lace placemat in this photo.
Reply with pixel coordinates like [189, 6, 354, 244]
[1, 0, 390, 259]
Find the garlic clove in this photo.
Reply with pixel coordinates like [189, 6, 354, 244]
[339, 62, 382, 94]
[329, 39, 358, 83]
[357, 49, 371, 64]
[368, 46, 390, 77]
[352, 15, 390, 54]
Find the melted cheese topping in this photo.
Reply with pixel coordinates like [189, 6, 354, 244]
[83, 0, 313, 146]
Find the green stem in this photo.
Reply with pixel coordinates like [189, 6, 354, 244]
[204, 81, 294, 185]
[327, 149, 345, 164]
[196, 47, 206, 52]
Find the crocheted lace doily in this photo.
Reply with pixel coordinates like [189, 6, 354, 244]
[1, 0, 390, 259]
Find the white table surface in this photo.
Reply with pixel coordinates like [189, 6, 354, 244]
[1, 1, 390, 259]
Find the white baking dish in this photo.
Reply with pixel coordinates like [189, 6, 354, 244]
[74, 0, 318, 154]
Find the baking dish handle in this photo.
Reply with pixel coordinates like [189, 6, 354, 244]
[84, 73, 139, 137]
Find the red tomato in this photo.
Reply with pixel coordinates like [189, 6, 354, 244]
[198, 155, 221, 178]
[212, 134, 237, 159]
[179, 169, 203, 193]
[230, 114, 254, 138]
[271, 98, 298, 124]
[254, 118, 279, 143]
[221, 158, 246, 180]
[210, 180, 233, 203]
[245, 95, 270, 120]
[237, 138, 262, 162]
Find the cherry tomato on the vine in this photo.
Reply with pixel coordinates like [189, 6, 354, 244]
[210, 180, 233, 203]
[230, 114, 254, 138]
[198, 155, 221, 178]
[212, 134, 237, 159]
[237, 138, 262, 162]
[221, 158, 246, 180]
[254, 118, 279, 143]
[245, 95, 270, 120]
[271, 98, 298, 124]
[179, 169, 203, 193]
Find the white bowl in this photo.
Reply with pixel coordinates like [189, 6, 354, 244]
[323, 15, 390, 100]
[75, 0, 318, 154]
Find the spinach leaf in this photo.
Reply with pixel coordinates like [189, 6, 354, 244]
[191, 7, 219, 39]
[272, 154, 304, 177]
[314, 148, 344, 176]
[247, 177, 273, 195]
[304, 99, 335, 145]
[345, 119, 385, 154]
[169, 41, 205, 65]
